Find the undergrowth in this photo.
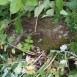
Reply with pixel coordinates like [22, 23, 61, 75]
[0, 0, 77, 77]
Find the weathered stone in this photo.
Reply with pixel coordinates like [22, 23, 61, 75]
[22, 17, 77, 50]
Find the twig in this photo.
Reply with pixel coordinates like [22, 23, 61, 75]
[65, 51, 77, 58]
[35, 16, 38, 32]
[32, 51, 44, 65]
[20, 73, 25, 77]
[0, 60, 26, 65]
[36, 59, 51, 77]
[44, 53, 58, 70]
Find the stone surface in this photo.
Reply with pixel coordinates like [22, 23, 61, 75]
[22, 17, 76, 50]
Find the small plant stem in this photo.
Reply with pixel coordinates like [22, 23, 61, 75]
[65, 51, 77, 58]
[7, 11, 26, 28]
[0, 60, 26, 65]
[36, 59, 51, 77]
[35, 16, 38, 32]
[20, 73, 25, 77]
[32, 51, 44, 65]
[65, 52, 68, 67]
[5, 41, 25, 53]
[44, 53, 58, 70]
[36, 74, 40, 77]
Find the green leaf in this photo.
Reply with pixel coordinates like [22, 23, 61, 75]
[8, 36, 14, 43]
[55, 0, 64, 17]
[42, 9, 54, 18]
[66, 0, 77, 10]
[46, 9, 54, 16]
[11, 63, 18, 71]
[0, 19, 9, 33]
[15, 17, 23, 34]
[11, 48, 15, 54]
[23, 43, 31, 52]
[0, 33, 7, 41]
[4, 45, 8, 51]
[10, 0, 22, 14]
[23, 5, 35, 12]
[0, 54, 6, 60]
[25, 0, 38, 6]
[60, 9, 68, 16]
[34, 0, 55, 17]
[42, 0, 54, 9]
[18, 54, 23, 59]
[25, 36, 33, 43]
[69, 69, 77, 76]
[69, 42, 77, 54]
[68, 74, 77, 77]
[34, 4, 44, 17]
[17, 43, 22, 49]
[55, 0, 64, 11]
[0, 0, 9, 5]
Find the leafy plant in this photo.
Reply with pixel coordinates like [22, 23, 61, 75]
[0, 0, 77, 77]
[68, 69, 77, 77]
[16, 35, 33, 53]
[0, 0, 37, 35]
[15, 17, 23, 34]
[34, 0, 55, 18]
[55, 0, 64, 18]
[68, 37, 77, 54]
[65, 11, 77, 32]
[65, 0, 77, 11]
[22, 36, 33, 53]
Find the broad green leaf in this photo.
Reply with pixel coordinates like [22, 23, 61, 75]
[42, 0, 51, 9]
[34, 0, 55, 17]
[34, 4, 44, 17]
[0, 33, 7, 41]
[25, 0, 38, 6]
[15, 17, 23, 34]
[60, 9, 68, 16]
[66, 0, 77, 10]
[42, 9, 54, 18]
[0, 0, 9, 5]
[8, 36, 14, 43]
[42, 0, 54, 9]
[23, 5, 35, 12]
[49, 1, 55, 8]
[11, 63, 18, 71]
[14, 62, 22, 74]
[0, 19, 9, 33]
[10, 0, 22, 14]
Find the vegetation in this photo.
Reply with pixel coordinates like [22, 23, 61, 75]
[0, 0, 77, 77]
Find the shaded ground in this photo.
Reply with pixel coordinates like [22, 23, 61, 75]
[1, 17, 77, 77]
[6, 17, 77, 51]
[13, 17, 77, 50]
